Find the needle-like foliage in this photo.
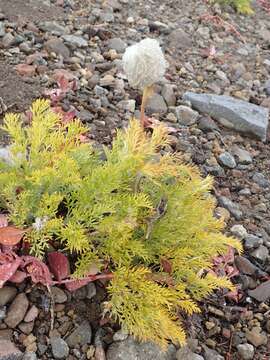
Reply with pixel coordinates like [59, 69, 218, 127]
[214, 0, 253, 14]
[0, 100, 242, 348]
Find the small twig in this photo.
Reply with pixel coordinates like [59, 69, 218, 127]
[145, 197, 167, 239]
[46, 284, 55, 331]
[140, 85, 154, 127]
[258, 0, 270, 13]
[200, 13, 246, 43]
[52, 272, 114, 286]
[225, 331, 233, 360]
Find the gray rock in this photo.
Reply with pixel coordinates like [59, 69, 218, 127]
[108, 38, 127, 53]
[245, 327, 268, 347]
[244, 234, 263, 250]
[62, 35, 88, 48]
[100, 74, 115, 87]
[4, 293, 29, 329]
[218, 152, 236, 169]
[231, 146, 252, 164]
[22, 352, 37, 360]
[162, 85, 176, 106]
[0, 287, 17, 306]
[183, 92, 269, 141]
[218, 196, 243, 220]
[0, 22, 5, 37]
[19, 42, 32, 55]
[66, 321, 92, 348]
[173, 105, 199, 125]
[40, 21, 67, 35]
[239, 188, 251, 196]
[197, 26, 210, 39]
[146, 94, 168, 114]
[113, 329, 129, 342]
[204, 165, 225, 177]
[86, 283, 96, 300]
[50, 337, 69, 359]
[237, 343, 254, 360]
[2, 33, 15, 48]
[44, 38, 70, 59]
[168, 29, 192, 50]
[251, 245, 269, 262]
[0, 339, 22, 360]
[202, 346, 224, 360]
[94, 85, 109, 96]
[117, 100, 136, 112]
[106, 336, 176, 360]
[51, 287, 67, 304]
[100, 12, 114, 22]
[72, 286, 87, 300]
[77, 109, 93, 122]
[252, 172, 270, 188]
[248, 280, 270, 302]
[230, 224, 247, 240]
[176, 346, 204, 360]
[37, 344, 47, 356]
[197, 116, 219, 132]
[260, 29, 270, 43]
[0, 329, 12, 341]
[0, 307, 6, 321]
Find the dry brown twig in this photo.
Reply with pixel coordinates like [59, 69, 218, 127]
[200, 13, 246, 43]
[257, 0, 270, 13]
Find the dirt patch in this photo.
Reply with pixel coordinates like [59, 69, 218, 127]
[0, 0, 64, 23]
[0, 60, 42, 114]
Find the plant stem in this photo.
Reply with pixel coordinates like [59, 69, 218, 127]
[140, 85, 154, 127]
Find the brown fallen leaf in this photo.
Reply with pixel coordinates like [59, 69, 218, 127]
[0, 226, 26, 246]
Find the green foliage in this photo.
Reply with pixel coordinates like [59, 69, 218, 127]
[214, 0, 253, 14]
[0, 100, 242, 348]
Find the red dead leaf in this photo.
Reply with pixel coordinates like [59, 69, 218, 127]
[65, 278, 90, 291]
[0, 252, 22, 288]
[64, 272, 113, 291]
[0, 226, 26, 246]
[48, 252, 70, 281]
[22, 256, 52, 286]
[160, 258, 173, 274]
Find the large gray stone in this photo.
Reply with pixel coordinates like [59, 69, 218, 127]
[0, 339, 22, 360]
[146, 94, 167, 114]
[168, 29, 192, 50]
[50, 337, 69, 359]
[62, 35, 88, 48]
[44, 38, 70, 59]
[218, 196, 243, 220]
[183, 92, 269, 141]
[66, 321, 92, 348]
[106, 336, 176, 360]
[202, 346, 224, 360]
[237, 343, 254, 360]
[176, 346, 204, 360]
[0, 287, 17, 306]
[4, 293, 29, 329]
[39, 21, 67, 35]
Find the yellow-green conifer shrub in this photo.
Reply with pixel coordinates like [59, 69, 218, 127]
[215, 0, 253, 14]
[0, 100, 242, 348]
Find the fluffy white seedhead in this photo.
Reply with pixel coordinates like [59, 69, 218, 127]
[122, 38, 167, 90]
[33, 216, 48, 231]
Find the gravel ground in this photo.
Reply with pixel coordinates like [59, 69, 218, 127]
[0, 0, 270, 359]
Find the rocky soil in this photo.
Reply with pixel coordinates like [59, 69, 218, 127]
[0, 0, 270, 359]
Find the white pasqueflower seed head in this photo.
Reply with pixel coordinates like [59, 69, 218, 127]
[122, 38, 167, 90]
[33, 216, 48, 231]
